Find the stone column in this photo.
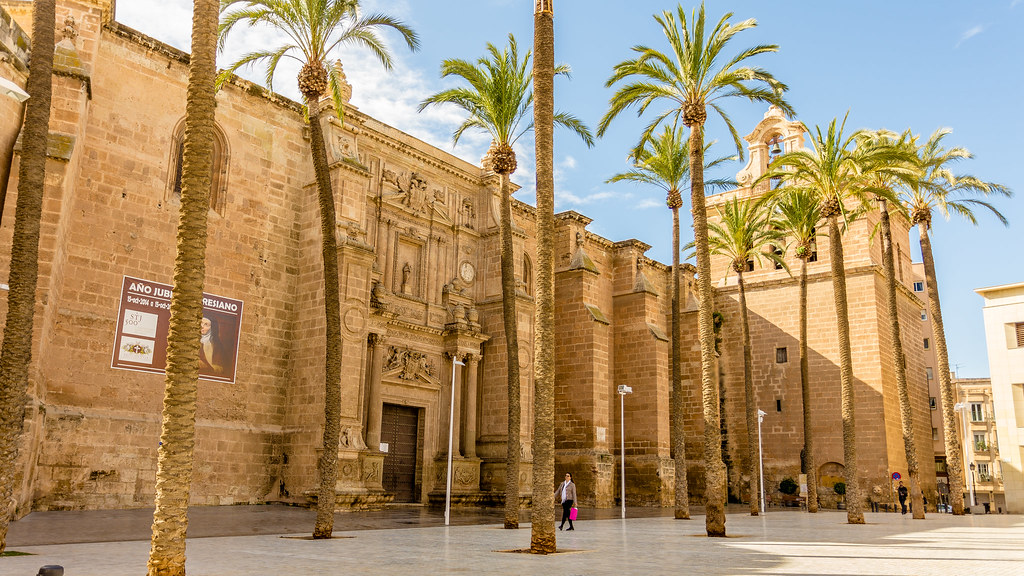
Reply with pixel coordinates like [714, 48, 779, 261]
[462, 353, 480, 458]
[365, 333, 386, 451]
[449, 352, 464, 457]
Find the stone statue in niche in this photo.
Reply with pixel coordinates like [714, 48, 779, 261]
[401, 262, 412, 295]
[461, 199, 475, 228]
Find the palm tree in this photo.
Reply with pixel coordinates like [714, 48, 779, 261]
[904, 128, 1011, 516]
[766, 116, 898, 525]
[0, 0, 56, 554]
[856, 129, 926, 519]
[531, 0, 557, 554]
[219, 0, 418, 539]
[770, 188, 822, 513]
[607, 128, 732, 520]
[702, 197, 784, 516]
[418, 34, 591, 531]
[146, 1, 220, 574]
[598, 2, 791, 536]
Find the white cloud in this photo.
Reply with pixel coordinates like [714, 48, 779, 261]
[560, 156, 577, 170]
[555, 189, 632, 209]
[634, 198, 664, 210]
[955, 25, 985, 48]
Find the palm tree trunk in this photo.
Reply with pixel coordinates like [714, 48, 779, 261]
[0, 0, 56, 553]
[308, 94, 344, 539]
[147, 1, 218, 573]
[827, 214, 863, 524]
[689, 123, 726, 537]
[671, 205, 689, 519]
[919, 223, 964, 515]
[879, 200, 924, 519]
[799, 256, 818, 513]
[499, 172, 521, 529]
[530, 0, 556, 554]
[738, 270, 758, 516]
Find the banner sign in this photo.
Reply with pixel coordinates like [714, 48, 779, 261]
[110, 275, 243, 383]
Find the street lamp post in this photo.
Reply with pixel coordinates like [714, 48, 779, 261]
[757, 409, 766, 514]
[445, 354, 465, 526]
[617, 384, 632, 519]
[953, 402, 976, 509]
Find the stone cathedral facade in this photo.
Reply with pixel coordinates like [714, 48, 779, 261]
[0, 0, 936, 517]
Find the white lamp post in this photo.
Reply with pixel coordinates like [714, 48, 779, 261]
[757, 409, 766, 514]
[617, 384, 632, 519]
[953, 401, 976, 508]
[445, 354, 465, 526]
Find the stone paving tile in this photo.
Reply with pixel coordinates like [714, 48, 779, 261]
[2, 511, 1022, 575]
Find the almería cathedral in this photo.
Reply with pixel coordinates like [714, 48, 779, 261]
[0, 0, 936, 516]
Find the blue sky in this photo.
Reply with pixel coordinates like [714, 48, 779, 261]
[120, 1, 1022, 378]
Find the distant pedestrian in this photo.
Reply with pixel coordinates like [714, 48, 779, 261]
[897, 481, 909, 515]
[556, 472, 577, 531]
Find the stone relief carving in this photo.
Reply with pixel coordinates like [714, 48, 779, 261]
[455, 466, 476, 486]
[364, 460, 381, 482]
[339, 426, 367, 451]
[384, 346, 437, 382]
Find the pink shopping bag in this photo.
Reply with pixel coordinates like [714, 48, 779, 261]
[569, 507, 578, 521]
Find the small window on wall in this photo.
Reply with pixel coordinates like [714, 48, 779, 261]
[169, 118, 229, 215]
[776, 399, 782, 412]
[921, 309, 927, 321]
[926, 367, 933, 381]
[913, 281, 924, 292]
[776, 347, 788, 363]
[932, 427, 938, 440]
[923, 338, 930, 350]
[1016, 322, 1024, 348]
[745, 259, 755, 272]
[929, 397, 936, 410]
[970, 403, 983, 422]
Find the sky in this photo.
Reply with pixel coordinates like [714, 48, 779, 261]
[117, 0, 1023, 379]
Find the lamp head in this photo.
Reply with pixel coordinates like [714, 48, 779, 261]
[617, 385, 632, 395]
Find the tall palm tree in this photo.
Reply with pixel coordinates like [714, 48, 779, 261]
[856, 129, 926, 519]
[766, 116, 897, 524]
[531, 0, 557, 554]
[607, 128, 732, 520]
[702, 197, 784, 516]
[418, 34, 591, 531]
[904, 128, 1011, 516]
[146, 1, 220, 574]
[770, 188, 822, 513]
[598, 2, 792, 536]
[0, 0, 56, 554]
[219, 0, 418, 539]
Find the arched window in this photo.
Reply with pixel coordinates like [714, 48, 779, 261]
[767, 135, 783, 189]
[168, 119, 229, 215]
[522, 254, 533, 296]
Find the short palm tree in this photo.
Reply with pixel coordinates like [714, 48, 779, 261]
[770, 187, 822, 513]
[598, 1, 792, 536]
[219, 0, 419, 539]
[765, 116, 897, 525]
[702, 197, 785, 516]
[531, 0, 557, 554]
[856, 129, 926, 519]
[904, 128, 1011, 516]
[607, 127, 732, 520]
[418, 33, 592, 531]
[0, 0, 56, 554]
[147, 1, 220, 574]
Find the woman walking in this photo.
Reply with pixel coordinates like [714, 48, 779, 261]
[556, 472, 577, 531]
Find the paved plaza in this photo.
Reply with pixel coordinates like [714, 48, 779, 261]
[2, 506, 1022, 575]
